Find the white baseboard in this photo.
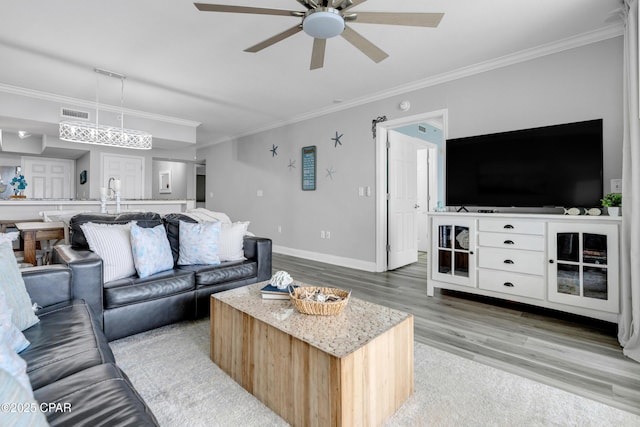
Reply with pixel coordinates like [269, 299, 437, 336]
[272, 245, 377, 272]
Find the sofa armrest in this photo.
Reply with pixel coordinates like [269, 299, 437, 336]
[21, 265, 72, 308]
[243, 236, 272, 282]
[53, 244, 105, 329]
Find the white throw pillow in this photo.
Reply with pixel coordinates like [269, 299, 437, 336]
[178, 221, 221, 265]
[81, 222, 136, 282]
[0, 241, 39, 331]
[130, 223, 174, 278]
[219, 222, 250, 261]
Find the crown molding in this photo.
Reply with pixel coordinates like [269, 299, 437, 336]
[0, 83, 201, 128]
[219, 23, 623, 145]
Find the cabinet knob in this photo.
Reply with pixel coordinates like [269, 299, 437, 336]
[503, 240, 514, 245]
[549, 260, 555, 264]
[504, 259, 514, 264]
[503, 282, 515, 287]
[503, 224, 514, 229]
[469, 251, 474, 255]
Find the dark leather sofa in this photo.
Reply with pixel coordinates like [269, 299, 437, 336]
[21, 265, 158, 426]
[53, 212, 272, 341]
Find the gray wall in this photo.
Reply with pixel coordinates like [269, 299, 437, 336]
[152, 160, 193, 200]
[199, 37, 623, 265]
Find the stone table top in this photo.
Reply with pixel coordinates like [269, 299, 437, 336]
[212, 281, 412, 358]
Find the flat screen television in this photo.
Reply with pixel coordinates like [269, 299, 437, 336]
[445, 119, 603, 208]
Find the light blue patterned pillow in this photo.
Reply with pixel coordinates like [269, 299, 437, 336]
[130, 223, 174, 278]
[0, 241, 39, 331]
[0, 368, 47, 425]
[0, 292, 30, 354]
[177, 221, 221, 266]
[0, 300, 33, 398]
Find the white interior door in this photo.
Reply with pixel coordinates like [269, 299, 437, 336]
[101, 153, 144, 200]
[22, 156, 74, 199]
[417, 149, 430, 252]
[387, 130, 418, 270]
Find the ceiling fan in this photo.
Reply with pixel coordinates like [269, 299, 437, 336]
[194, 1, 444, 70]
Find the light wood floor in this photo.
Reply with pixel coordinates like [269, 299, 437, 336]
[272, 252, 640, 416]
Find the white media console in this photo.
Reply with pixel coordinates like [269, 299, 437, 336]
[426, 212, 621, 322]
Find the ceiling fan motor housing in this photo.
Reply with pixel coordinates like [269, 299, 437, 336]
[303, 8, 345, 39]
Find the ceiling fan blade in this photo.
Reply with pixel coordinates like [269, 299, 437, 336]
[244, 25, 302, 53]
[341, 0, 367, 12]
[341, 26, 388, 63]
[352, 12, 444, 27]
[310, 38, 326, 70]
[194, 3, 302, 17]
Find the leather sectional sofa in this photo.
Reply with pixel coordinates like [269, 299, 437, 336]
[21, 265, 159, 426]
[53, 212, 272, 340]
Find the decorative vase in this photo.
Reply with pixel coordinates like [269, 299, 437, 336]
[607, 207, 620, 217]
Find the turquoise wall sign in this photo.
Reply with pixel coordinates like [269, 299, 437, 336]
[302, 146, 316, 191]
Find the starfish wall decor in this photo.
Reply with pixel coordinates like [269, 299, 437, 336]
[331, 131, 343, 147]
[270, 144, 278, 157]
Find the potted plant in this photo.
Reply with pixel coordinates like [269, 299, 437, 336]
[601, 193, 622, 216]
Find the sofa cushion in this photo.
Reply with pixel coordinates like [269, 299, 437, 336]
[179, 260, 258, 288]
[130, 223, 174, 278]
[104, 269, 195, 309]
[21, 300, 115, 391]
[34, 363, 159, 426]
[163, 213, 197, 265]
[70, 212, 163, 249]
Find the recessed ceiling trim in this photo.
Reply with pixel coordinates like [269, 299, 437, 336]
[0, 83, 201, 128]
[203, 23, 623, 147]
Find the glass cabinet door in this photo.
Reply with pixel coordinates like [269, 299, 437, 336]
[432, 218, 476, 288]
[548, 223, 619, 313]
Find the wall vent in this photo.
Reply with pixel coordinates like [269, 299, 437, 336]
[60, 107, 90, 121]
[418, 125, 427, 133]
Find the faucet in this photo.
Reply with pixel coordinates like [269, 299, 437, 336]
[107, 177, 115, 199]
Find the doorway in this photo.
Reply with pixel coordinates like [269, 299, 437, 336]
[375, 109, 447, 272]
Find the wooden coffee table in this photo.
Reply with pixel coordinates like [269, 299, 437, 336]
[210, 281, 414, 427]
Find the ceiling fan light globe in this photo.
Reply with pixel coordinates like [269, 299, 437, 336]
[303, 10, 345, 39]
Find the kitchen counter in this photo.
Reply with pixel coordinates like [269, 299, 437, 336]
[0, 199, 196, 220]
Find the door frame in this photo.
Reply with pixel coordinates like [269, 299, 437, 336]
[374, 109, 448, 272]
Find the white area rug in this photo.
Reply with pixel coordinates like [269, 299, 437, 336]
[110, 319, 639, 427]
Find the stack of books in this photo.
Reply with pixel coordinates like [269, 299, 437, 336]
[260, 284, 295, 300]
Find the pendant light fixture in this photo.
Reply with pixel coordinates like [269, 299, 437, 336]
[59, 68, 152, 150]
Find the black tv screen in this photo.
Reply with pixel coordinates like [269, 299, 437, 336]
[446, 119, 603, 208]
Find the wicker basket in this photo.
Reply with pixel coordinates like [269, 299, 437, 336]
[288, 286, 351, 316]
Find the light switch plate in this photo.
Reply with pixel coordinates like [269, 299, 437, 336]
[611, 179, 622, 193]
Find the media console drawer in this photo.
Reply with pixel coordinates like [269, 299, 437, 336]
[478, 247, 545, 275]
[478, 219, 544, 235]
[478, 232, 544, 251]
[478, 269, 545, 300]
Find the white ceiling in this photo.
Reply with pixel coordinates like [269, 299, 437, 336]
[0, 0, 623, 150]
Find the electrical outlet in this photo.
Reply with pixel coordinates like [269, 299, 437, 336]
[358, 187, 364, 197]
[326, 231, 330, 239]
[277, 225, 282, 233]
[320, 230, 325, 239]
[257, 189, 263, 197]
